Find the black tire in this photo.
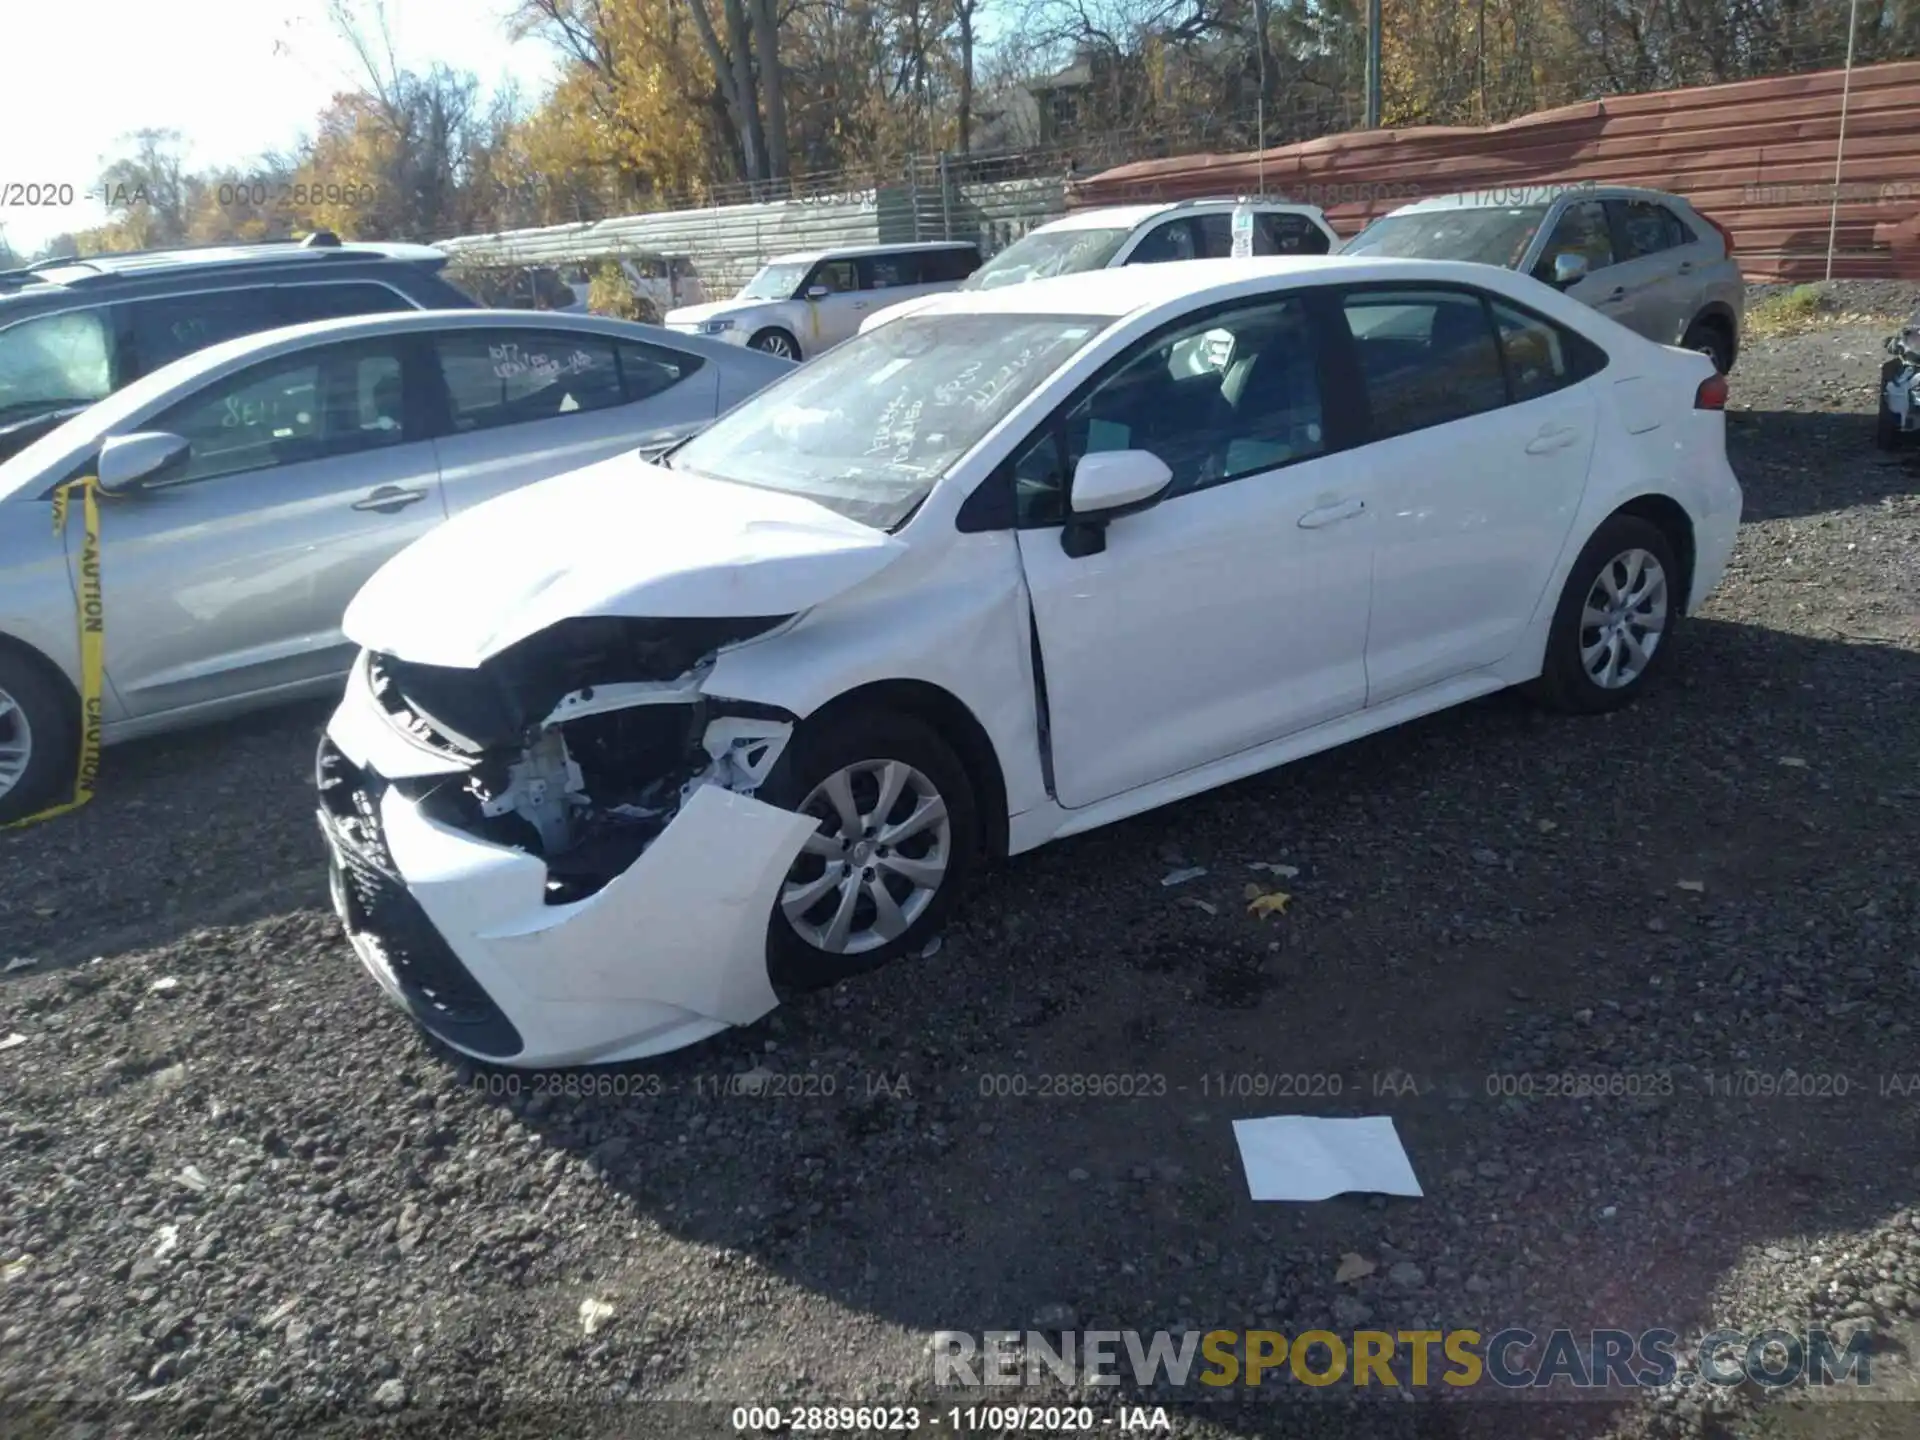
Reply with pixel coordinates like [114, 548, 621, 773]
[758, 708, 979, 992]
[1681, 315, 1735, 375]
[1527, 514, 1682, 715]
[748, 327, 801, 361]
[0, 645, 79, 825]
[1876, 357, 1906, 450]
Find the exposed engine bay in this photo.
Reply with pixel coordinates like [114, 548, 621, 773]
[362, 615, 797, 904]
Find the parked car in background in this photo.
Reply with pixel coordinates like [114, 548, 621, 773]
[1876, 303, 1920, 449]
[0, 233, 478, 464]
[1340, 186, 1745, 372]
[0, 309, 791, 821]
[859, 199, 1340, 334]
[663, 241, 981, 360]
[320, 254, 1739, 1068]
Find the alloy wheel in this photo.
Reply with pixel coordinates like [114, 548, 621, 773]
[0, 686, 32, 801]
[1579, 547, 1669, 689]
[755, 333, 797, 359]
[780, 759, 951, 955]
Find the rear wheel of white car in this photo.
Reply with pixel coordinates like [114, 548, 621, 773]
[1681, 315, 1735, 375]
[749, 327, 800, 360]
[1876, 357, 1908, 450]
[762, 710, 978, 991]
[0, 647, 77, 825]
[1529, 514, 1681, 715]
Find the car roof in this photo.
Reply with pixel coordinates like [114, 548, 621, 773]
[1387, 185, 1686, 214]
[910, 253, 1560, 321]
[0, 239, 447, 301]
[0, 309, 698, 501]
[763, 241, 980, 266]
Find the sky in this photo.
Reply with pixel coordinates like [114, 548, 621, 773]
[0, 0, 560, 257]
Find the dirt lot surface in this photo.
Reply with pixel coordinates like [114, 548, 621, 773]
[3, 284, 1919, 1440]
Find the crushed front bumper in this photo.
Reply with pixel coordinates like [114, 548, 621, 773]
[317, 666, 817, 1068]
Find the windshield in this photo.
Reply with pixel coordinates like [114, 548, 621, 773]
[0, 309, 116, 425]
[964, 229, 1132, 289]
[737, 262, 810, 301]
[670, 312, 1108, 531]
[1341, 206, 1551, 268]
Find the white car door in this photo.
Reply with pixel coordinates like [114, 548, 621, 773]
[430, 327, 721, 516]
[95, 333, 446, 718]
[1012, 292, 1375, 808]
[1612, 198, 1710, 346]
[797, 258, 870, 353]
[1339, 285, 1599, 704]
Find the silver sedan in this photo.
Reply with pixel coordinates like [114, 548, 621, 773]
[0, 308, 791, 820]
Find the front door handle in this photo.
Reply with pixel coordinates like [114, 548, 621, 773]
[1298, 497, 1365, 529]
[352, 485, 429, 513]
[1525, 425, 1581, 455]
[1677, 261, 1694, 274]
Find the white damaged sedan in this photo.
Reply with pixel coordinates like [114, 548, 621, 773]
[318, 255, 1742, 1067]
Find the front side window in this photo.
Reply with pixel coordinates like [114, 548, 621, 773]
[1012, 296, 1325, 526]
[1126, 219, 1201, 264]
[122, 287, 281, 377]
[435, 330, 624, 433]
[1616, 201, 1688, 259]
[670, 313, 1107, 531]
[807, 260, 860, 295]
[1341, 207, 1549, 268]
[964, 229, 1131, 289]
[0, 309, 115, 423]
[1532, 200, 1615, 281]
[148, 339, 410, 484]
[1342, 288, 1507, 440]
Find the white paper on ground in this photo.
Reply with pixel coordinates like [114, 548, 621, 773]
[1231, 1115, 1423, 1201]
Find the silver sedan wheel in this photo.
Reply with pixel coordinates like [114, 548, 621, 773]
[0, 686, 31, 801]
[1580, 547, 1668, 689]
[780, 759, 951, 955]
[753, 332, 797, 360]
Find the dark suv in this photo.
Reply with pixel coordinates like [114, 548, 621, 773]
[0, 232, 477, 461]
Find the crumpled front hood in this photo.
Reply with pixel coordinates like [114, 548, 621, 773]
[664, 298, 768, 327]
[343, 452, 906, 669]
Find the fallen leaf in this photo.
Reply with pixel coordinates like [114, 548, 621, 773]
[1335, 1252, 1376, 1284]
[1180, 897, 1218, 917]
[1776, 756, 1808, 768]
[0, 1034, 27, 1053]
[1536, 818, 1558, 834]
[1247, 891, 1292, 918]
[1247, 861, 1300, 878]
[579, 1298, 616, 1336]
[1243, 882, 1265, 901]
[1161, 866, 1209, 887]
[1677, 879, 1706, 893]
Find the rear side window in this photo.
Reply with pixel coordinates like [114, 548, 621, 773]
[862, 254, 912, 289]
[0, 308, 117, 415]
[1260, 213, 1333, 255]
[148, 338, 411, 484]
[1615, 201, 1689, 259]
[435, 330, 624, 433]
[1488, 297, 1606, 402]
[121, 287, 280, 377]
[1342, 288, 1507, 439]
[275, 282, 416, 324]
[616, 339, 703, 404]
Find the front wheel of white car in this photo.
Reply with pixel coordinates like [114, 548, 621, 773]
[761, 709, 978, 991]
[749, 327, 800, 360]
[0, 647, 77, 825]
[1529, 514, 1682, 715]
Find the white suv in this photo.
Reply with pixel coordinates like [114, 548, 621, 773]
[859, 199, 1339, 334]
[663, 241, 980, 361]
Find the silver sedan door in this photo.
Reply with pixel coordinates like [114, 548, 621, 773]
[91, 334, 446, 718]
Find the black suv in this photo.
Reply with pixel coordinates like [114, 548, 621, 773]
[0, 232, 477, 462]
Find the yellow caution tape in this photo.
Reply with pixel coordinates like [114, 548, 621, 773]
[3, 476, 105, 828]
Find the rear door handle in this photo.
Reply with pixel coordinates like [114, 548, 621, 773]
[1298, 497, 1365, 529]
[1677, 261, 1694, 274]
[352, 485, 429, 513]
[1525, 425, 1581, 455]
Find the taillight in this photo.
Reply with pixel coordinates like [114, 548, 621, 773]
[1703, 214, 1736, 256]
[1695, 373, 1729, 410]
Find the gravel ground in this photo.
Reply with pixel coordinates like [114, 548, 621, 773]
[3, 284, 1919, 1440]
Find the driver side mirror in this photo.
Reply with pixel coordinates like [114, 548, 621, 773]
[1551, 252, 1590, 287]
[97, 431, 190, 494]
[1061, 449, 1173, 558]
[805, 284, 830, 300]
